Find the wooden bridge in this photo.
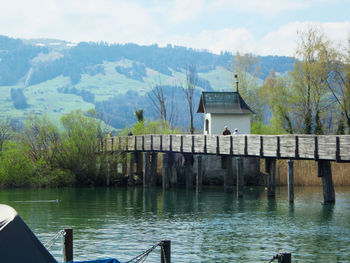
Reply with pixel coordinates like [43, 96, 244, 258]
[101, 134, 350, 204]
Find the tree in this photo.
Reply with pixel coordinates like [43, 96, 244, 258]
[233, 53, 266, 123]
[0, 118, 12, 152]
[290, 26, 331, 134]
[135, 109, 144, 123]
[326, 36, 350, 133]
[183, 64, 198, 134]
[262, 70, 294, 133]
[147, 77, 177, 127]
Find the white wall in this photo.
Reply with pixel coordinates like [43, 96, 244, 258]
[204, 113, 251, 134]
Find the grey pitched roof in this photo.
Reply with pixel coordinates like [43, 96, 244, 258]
[197, 92, 254, 114]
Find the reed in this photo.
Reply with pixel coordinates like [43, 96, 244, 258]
[263, 159, 350, 186]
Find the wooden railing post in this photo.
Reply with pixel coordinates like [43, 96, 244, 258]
[63, 228, 73, 262]
[160, 240, 171, 263]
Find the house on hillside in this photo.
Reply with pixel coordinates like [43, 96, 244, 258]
[197, 91, 254, 134]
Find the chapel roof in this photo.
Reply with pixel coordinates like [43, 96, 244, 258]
[197, 91, 254, 114]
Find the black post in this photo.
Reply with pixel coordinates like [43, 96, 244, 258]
[160, 240, 171, 263]
[63, 228, 73, 262]
[278, 252, 291, 263]
[197, 155, 203, 193]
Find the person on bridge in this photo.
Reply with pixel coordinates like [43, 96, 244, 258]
[233, 128, 238, 134]
[222, 126, 231, 135]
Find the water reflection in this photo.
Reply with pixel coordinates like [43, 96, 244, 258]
[0, 186, 349, 262]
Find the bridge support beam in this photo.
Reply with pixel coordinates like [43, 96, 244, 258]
[266, 158, 276, 197]
[106, 155, 110, 186]
[196, 155, 203, 193]
[122, 152, 127, 175]
[162, 153, 170, 190]
[184, 153, 194, 189]
[128, 152, 135, 185]
[143, 152, 150, 188]
[224, 156, 234, 192]
[135, 152, 143, 176]
[236, 157, 244, 198]
[288, 159, 294, 203]
[150, 152, 158, 186]
[318, 160, 335, 204]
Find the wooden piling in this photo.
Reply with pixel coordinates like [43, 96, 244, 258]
[266, 158, 276, 197]
[162, 153, 170, 190]
[236, 157, 244, 198]
[150, 152, 158, 186]
[318, 160, 335, 203]
[160, 240, 171, 263]
[134, 152, 142, 176]
[143, 152, 150, 188]
[129, 152, 135, 185]
[196, 155, 203, 193]
[224, 156, 234, 192]
[288, 159, 294, 203]
[184, 154, 194, 189]
[106, 155, 110, 186]
[63, 228, 73, 262]
[122, 152, 127, 175]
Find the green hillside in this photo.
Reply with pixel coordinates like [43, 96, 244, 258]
[0, 35, 294, 129]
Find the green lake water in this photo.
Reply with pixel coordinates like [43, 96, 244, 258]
[0, 186, 349, 262]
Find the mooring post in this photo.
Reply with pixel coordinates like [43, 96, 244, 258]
[196, 155, 203, 193]
[288, 159, 294, 203]
[143, 152, 150, 188]
[184, 153, 194, 189]
[162, 153, 170, 190]
[266, 158, 276, 197]
[129, 152, 135, 185]
[236, 157, 244, 198]
[278, 252, 291, 263]
[224, 156, 234, 192]
[150, 152, 158, 186]
[160, 240, 171, 263]
[63, 228, 73, 262]
[318, 160, 335, 203]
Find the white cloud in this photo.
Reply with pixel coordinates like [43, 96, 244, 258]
[164, 21, 350, 56]
[168, 0, 205, 23]
[209, 0, 337, 16]
[0, 0, 162, 44]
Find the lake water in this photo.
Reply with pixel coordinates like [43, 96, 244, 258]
[1, 186, 349, 262]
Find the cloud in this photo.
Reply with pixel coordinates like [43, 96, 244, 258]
[0, 0, 162, 44]
[164, 21, 350, 56]
[209, 0, 338, 16]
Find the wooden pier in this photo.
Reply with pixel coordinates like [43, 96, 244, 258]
[100, 134, 350, 204]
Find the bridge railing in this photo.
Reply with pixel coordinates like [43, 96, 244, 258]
[100, 134, 350, 162]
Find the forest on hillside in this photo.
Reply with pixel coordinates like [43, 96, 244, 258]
[0, 35, 294, 86]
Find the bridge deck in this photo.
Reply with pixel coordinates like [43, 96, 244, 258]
[101, 134, 350, 162]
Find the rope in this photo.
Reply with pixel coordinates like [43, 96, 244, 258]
[125, 242, 161, 263]
[44, 230, 65, 250]
[268, 254, 279, 263]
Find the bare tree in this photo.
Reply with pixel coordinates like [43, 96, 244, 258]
[184, 64, 198, 134]
[0, 117, 12, 151]
[148, 77, 177, 127]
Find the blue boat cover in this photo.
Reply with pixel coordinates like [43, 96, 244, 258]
[72, 259, 121, 263]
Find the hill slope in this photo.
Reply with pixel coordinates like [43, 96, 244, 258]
[0, 35, 295, 129]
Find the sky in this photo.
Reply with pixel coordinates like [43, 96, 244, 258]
[1, 0, 350, 56]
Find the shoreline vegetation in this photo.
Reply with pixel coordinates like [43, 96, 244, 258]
[1, 110, 350, 188]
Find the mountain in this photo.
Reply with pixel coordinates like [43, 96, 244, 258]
[0, 35, 295, 130]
